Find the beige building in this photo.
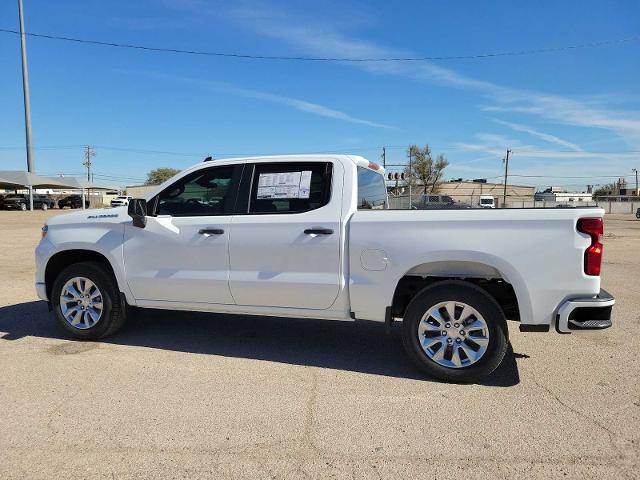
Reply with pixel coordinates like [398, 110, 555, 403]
[432, 180, 535, 207]
[126, 185, 156, 197]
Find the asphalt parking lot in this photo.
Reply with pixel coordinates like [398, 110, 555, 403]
[0, 210, 638, 479]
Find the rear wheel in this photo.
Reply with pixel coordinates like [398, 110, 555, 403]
[401, 280, 508, 382]
[51, 261, 127, 340]
[19, 203, 27, 211]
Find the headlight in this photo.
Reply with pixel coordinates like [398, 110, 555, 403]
[41, 224, 48, 239]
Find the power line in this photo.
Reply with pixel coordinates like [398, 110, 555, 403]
[514, 148, 640, 154]
[507, 173, 635, 179]
[2, 143, 639, 156]
[1, 28, 638, 62]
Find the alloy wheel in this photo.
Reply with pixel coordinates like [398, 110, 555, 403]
[59, 277, 104, 329]
[417, 301, 490, 368]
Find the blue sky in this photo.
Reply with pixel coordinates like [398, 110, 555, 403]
[1, 0, 639, 188]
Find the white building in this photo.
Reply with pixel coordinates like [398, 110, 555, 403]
[535, 187, 593, 203]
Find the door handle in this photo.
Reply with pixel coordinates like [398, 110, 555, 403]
[304, 228, 334, 235]
[199, 228, 225, 235]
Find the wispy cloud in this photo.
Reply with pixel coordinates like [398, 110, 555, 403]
[448, 132, 635, 184]
[480, 94, 640, 148]
[456, 132, 637, 161]
[219, 83, 394, 128]
[176, 1, 640, 148]
[491, 119, 584, 151]
[126, 70, 393, 129]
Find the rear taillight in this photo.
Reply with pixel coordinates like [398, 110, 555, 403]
[577, 217, 603, 276]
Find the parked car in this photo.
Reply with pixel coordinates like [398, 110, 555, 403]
[412, 194, 471, 210]
[636, 208, 640, 219]
[58, 195, 89, 209]
[2, 194, 55, 211]
[110, 196, 132, 207]
[479, 195, 496, 209]
[35, 155, 614, 382]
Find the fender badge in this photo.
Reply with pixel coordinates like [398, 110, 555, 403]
[87, 214, 119, 219]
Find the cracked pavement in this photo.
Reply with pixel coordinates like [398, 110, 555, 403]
[0, 211, 638, 479]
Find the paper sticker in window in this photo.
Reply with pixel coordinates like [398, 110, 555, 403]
[256, 171, 313, 199]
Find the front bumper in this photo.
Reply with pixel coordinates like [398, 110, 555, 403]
[556, 289, 615, 333]
[35, 282, 48, 302]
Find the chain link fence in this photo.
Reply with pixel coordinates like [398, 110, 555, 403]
[388, 193, 640, 213]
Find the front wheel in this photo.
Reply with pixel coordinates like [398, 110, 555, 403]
[51, 261, 127, 340]
[401, 281, 508, 383]
[20, 203, 27, 211]
[41, 203, 48, 211]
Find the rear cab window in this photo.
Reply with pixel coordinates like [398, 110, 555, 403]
[357, 167, 388, 210]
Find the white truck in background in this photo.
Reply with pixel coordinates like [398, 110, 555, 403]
[479, 195, 496, 208]
[35, 155, 614, 382]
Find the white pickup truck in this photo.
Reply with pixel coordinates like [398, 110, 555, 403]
[35, 155, 614, 382]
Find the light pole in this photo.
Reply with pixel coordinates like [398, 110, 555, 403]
[633, 168, 638, 199]
[18, 0, 35, 211]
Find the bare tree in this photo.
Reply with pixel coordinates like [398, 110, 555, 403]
[404, 144, 449, 194]
[593, 183, 617, 199]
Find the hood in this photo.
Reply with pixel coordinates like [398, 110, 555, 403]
[47, 206, 129, 226]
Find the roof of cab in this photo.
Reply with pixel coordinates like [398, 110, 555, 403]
[193, 154, 385, 174]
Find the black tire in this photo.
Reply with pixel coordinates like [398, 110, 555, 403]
[51, 261, 127, 340]
[401, 280, 508, 383]
[19, 203, 27, 211]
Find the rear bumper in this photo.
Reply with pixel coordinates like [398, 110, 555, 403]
[556, 289, 615, 333]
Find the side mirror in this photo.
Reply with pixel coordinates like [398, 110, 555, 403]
[128, 198, 148, 228]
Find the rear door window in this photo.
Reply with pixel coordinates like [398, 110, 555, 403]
[246, 162, 332, 214]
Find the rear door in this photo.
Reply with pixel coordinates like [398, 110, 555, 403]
[228, 160, 343, 309]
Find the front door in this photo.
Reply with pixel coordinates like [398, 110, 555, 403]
[123, 164, 241, 305]
[228, 160, 342, 310]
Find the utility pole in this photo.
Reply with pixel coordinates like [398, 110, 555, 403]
[502, 149, 511, 208]
[381, 146, 386, 168]
[83, 146, 95, 210]
[18, 0, 35, 211]
[83, 145, 95, 181]
[408, 148, 413, 209]
[633, 168, 638, 198]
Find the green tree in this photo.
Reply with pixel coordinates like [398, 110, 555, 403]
[144, 167, 181, 185]
[404, 144, 450, 194]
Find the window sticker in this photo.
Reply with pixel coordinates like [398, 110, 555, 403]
[257, 171, 313, 199]
[298, 170, 312, 199]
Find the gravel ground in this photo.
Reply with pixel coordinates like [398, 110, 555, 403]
[0, 210, 638, 479]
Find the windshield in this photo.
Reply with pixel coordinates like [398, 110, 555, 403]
[480, 198, 493, 204]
